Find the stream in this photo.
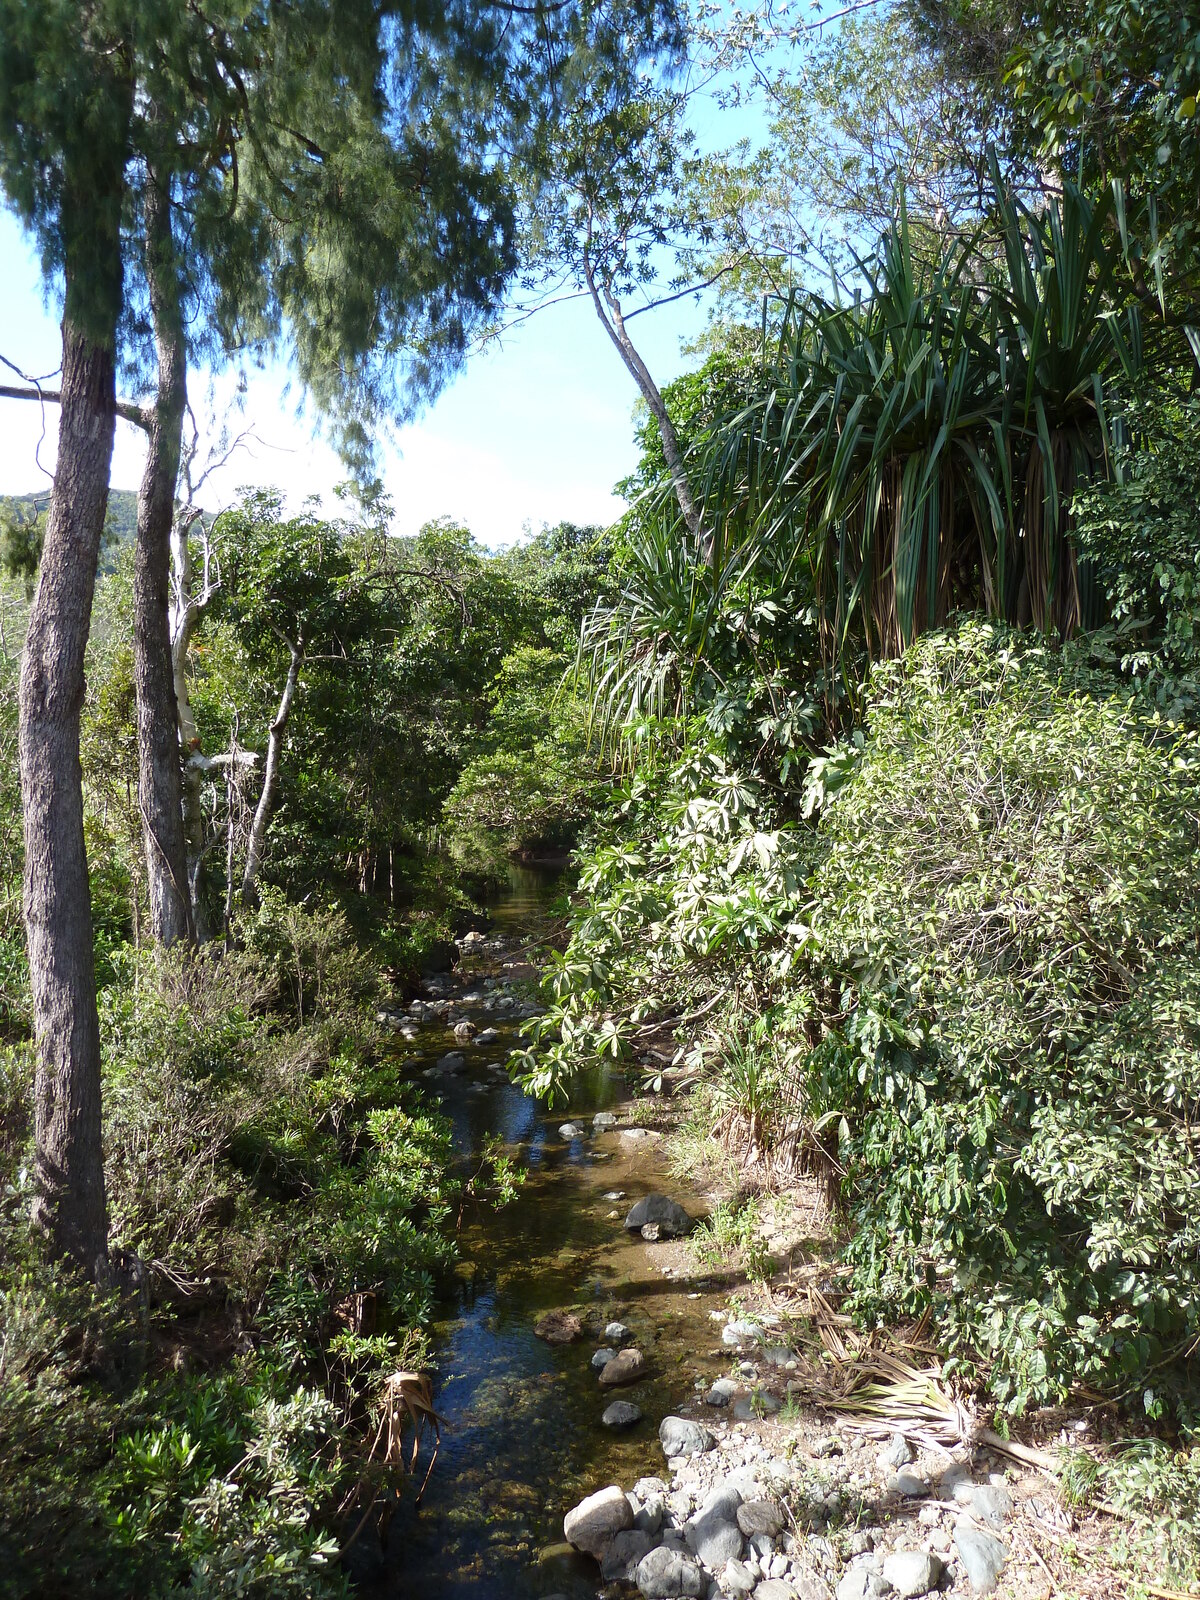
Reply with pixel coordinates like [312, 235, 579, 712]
[375, 865, 730, 1599]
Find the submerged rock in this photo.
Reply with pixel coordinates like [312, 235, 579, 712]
[534, 1310, 583, 1345]
[602, 1400, 643, 1429]
[435, 1051, 466, 1072]
[624, 1194, 694, 1237]
[593, 1110, 619, 1131]
[563, 1485, 634, 1558]
[558, 1122, 584, 1138]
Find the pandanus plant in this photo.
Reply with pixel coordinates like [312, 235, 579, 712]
[705, 178, 1143, 664]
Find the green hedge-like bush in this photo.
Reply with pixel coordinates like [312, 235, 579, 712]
[808, 625, 1200, 1417]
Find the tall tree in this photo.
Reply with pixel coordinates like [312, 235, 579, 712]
[0, 0, 682, 1270]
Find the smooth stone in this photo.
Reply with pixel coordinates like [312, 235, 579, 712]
[564, 1485, 634, 1558]
[534, 1309, 583, 1344]
[954, 1482, 1012, 1525]
[737, 1500, 784, 1539]
[882, 1549, 943, 1597]
[754, 1582, 798, 1600]
[558, 1122, 584, 1138]
[620, 1127, 662, 1146]
[605, 1320, 633, 1343]
[474, 1026, 499, 1043]
[625, 1194, 694, 1237]
[889, 1470, 929, 1498]
[954, 1523, 1007, 1592]
[835, 1570, 889, 1600]
[688, 1484, 744, 1568]
[592, 1346, 618, 1370]
[593, 1110, 619, 1130]
[659, 1415, 716, 1458]
[636, 1495, 665, 1536]
[793, 1579, 833, 1600]
[600, 1347, 647, 1386]
[636, 1545, 706, 1598]
[641, 1222, 662, 1241]
[601, 1528, 655, 1581]
[603, 1400, 643, 1429]
[705, 1378, 740, 1407]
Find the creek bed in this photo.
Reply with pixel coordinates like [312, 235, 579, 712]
[376, 866, 728, 1599]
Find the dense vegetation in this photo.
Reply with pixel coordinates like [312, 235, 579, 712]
[5, 0, 1200, 1590]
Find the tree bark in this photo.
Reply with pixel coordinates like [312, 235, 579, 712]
[134, 170, 194, 948]
[19, 315, 115, 1271]
[241, 634, 305, 904]
[582, 253, 708, 551]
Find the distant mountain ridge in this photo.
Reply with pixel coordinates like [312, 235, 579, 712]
[1, 488, 139, 567]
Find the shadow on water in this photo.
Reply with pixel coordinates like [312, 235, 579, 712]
[371, 864, 729, 1600]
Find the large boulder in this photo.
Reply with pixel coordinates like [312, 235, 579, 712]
[624, 1194, 694, 1237]
[659, 1415, 715, 1458]
[635, 1546, 706, 1599]
[563, 1485, 634, 1559]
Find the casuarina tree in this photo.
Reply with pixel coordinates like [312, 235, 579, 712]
[0, 0, 683, 1270]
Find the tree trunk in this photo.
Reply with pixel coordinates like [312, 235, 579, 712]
[241, 635, 305, 904]
[134, 171, 193, 948]
[582, 256, 708, 551]
[19, 315, 115, 1271]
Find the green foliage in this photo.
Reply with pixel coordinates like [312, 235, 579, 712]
[805, 626, 1200, 1416]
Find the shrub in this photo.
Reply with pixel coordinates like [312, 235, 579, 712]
[806, 625, 1200, 1416]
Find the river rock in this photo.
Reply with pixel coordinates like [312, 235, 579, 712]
[436, 1050, 466, 1072]
[737, 1500, 784, 1539]
[603, 1400, 643, 1429]
[620, 1127, 662, 1148]
[659, 1415, 715, 1458]
[641, 1222, 662, 1240]
[599, 1347, 647, 1385]
[592, 1346, 618, 1370]
[563, 1485, 634, 1558]
[705, 1378, 739, 1406]
[635, 1496, 665, 1536]
[953, 1482, 1012, 1525]
[534, 1309, 583, 1344]
[888, 1470, 929, 1498]
[723, 1558, 757, 1598]
[754, 1582, 798, 1600]
[954, 1523, 1007, 1592]
[605, 1320, 632, 1343]
[624, 1195, 694, 1237]
[593, 1110, 619, 1130]
[880, 1433, 914, 1470]
[688, 1483, 744, 1568]
[474, 1026, 499, 1043]
[733, 1391, 780, 1419]
[882, 1550, 943, 1597]
[635, 1546, 705, 1598]
[453, 1019, 476, 1042]
[558, 1122, 584, 1138]
[601, 1528, 656, 1582]
[835, 1569, 889, 1600]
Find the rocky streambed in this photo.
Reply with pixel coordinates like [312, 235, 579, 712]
[370, 868, 1034, 1600]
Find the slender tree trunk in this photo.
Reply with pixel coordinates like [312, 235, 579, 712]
[19, 315, 115, 1271]
[241, 634, 305, 903]
[134, 171, 193, 948]
[582, 255, 707, 549]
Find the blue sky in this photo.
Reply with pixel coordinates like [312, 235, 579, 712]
[0, 208, 711, 549]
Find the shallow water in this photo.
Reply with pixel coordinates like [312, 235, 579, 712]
[377, 866, 728, 1599]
